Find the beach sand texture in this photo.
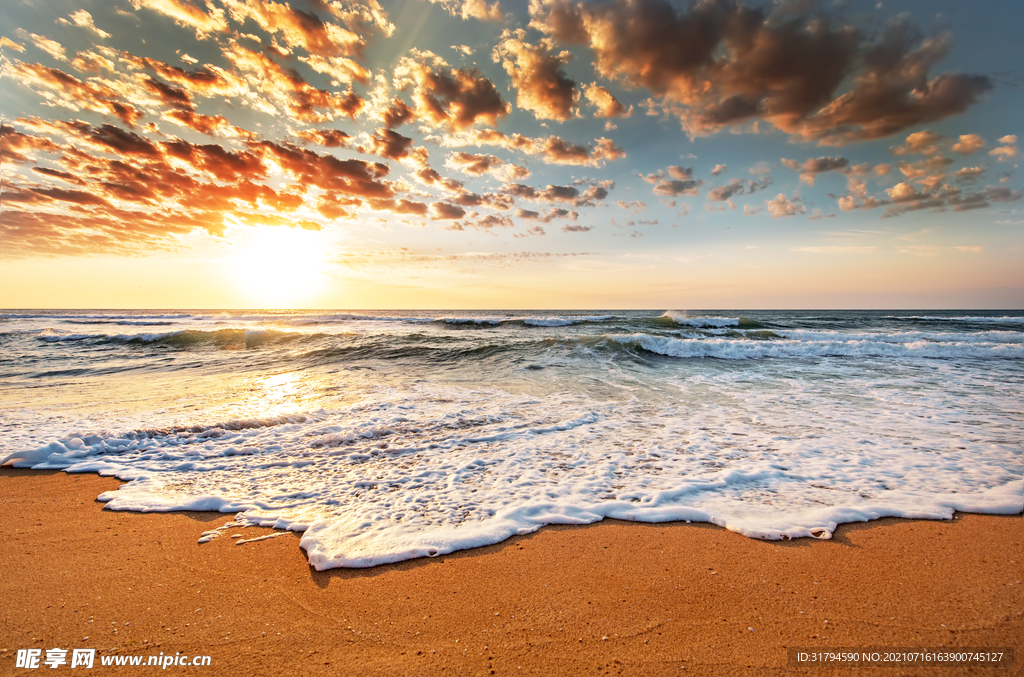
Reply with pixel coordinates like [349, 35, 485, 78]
[1, 468, 1020, 676]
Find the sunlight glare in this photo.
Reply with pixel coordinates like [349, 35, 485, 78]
[226, 226, 329, 307]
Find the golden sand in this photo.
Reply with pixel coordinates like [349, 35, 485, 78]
[1, 468, 1020, 675]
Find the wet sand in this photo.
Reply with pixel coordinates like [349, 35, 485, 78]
[0, 467, 1020, 675]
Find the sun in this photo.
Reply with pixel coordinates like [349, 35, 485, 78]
[225, 226, 329, 307]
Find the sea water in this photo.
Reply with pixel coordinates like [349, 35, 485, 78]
[1, 310, 1021, 569]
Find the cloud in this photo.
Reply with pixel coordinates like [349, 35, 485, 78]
[503, 182, 609, 207]
[382, 97, 416, 128]
[531, 0, 991, 145]
[616, 200, 646, 212]
[58, 10, 112, 40]
[0, 120, 393, 255]
[448, 190, 513, 210]
[425, 0, 503, 21]
[298, 54, 370, 86]
[954, 167, 984, 184]
[583, 83, 631, 118]
[561, 224, 592, 232]
[641, 166, 702, 196]
[250, 139, 392, 198]
[415, 167, 465, 194]
[951, 134, 985, 155]
[943, 187, 1020, 213]
[436, 129, 624, 167]
[123, 54, 246, 100]
[710, 164, 726, 176]
[493, 29, 577, 122]
[130, 0, 230, 37]
[515, 207, 578, 223]
[1, 36, 26, 53]
[394, 50, 509, 130]
[163, 109, 234, 136]
[887, 182, 930, 203]
[221, 41, 364, 123]
[495, 163, 531, 181]
[222, 0, 367, 58]
[445, 151, 503, 176]
[292, 128, 351, 147]
[14, 29, 67, 61]
[707, 179, 746, 202]
[781, 156, 849, 185]
[0, 125, 62, 164]
[359, 128, 426, 164]
[430, 202, 467, 219]
[891, 130, 943, 156]
[3, 61, 145, 126]
[766, 193, 805, 218]
[641, 166, 692, 182]
[990, 135, 1018, 161]
[368, 197, 429, 216]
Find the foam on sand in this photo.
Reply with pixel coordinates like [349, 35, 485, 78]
[4, 375, 1020, 569]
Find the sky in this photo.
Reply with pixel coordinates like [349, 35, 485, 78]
[1, 0, 1022, 309]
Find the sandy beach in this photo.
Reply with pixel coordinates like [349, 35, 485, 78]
[0, 467, 1020, 676]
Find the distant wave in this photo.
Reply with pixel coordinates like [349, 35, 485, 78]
[886, 315, 1024, 323]
[37, 327, 314, 348]
[593, 333, 1024, 360]
[773, 329, 1024, 344]
[61, 319, 177, 327]
[2, 313, 194, 321]
[522, 315, 615, 327]
[656, 311, 761, 329]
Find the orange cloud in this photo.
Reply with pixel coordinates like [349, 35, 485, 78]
[425, 0, 503, 22]
[394, 50, 509, 130]
[445, 151, 503, 176]
[493, 30, 577, 122]
[891, 130, 944, 156]
[438, 129, 624, 167]
[781, 156, 850, 185]
[4, 60, 143, 126]
[583, 83, 630, 118]
[221, 41, 363, 123]
[130, 0, 229, 37]
[951, 134, 985, 155]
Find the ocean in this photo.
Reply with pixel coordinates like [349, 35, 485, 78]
[1, 309, 1021, 569]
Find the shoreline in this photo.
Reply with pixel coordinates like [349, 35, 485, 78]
[1, 467, 1020, 675]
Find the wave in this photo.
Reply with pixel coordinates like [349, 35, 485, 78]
[61, 319, 178, 327]
[37, 327, 315, 348]
[282, 313, 436, 326]
[773, 329, 1024, 344]
[655, 311, 762, 329]
[593, 333, 1024, 360]
[0, 414, 311, 468]
[2, 313, 194, 321]
[521, 315, 615, 327]
[886, 315, 1024, 323]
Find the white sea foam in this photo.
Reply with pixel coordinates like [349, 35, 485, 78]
[3, 372, 1020, 569]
